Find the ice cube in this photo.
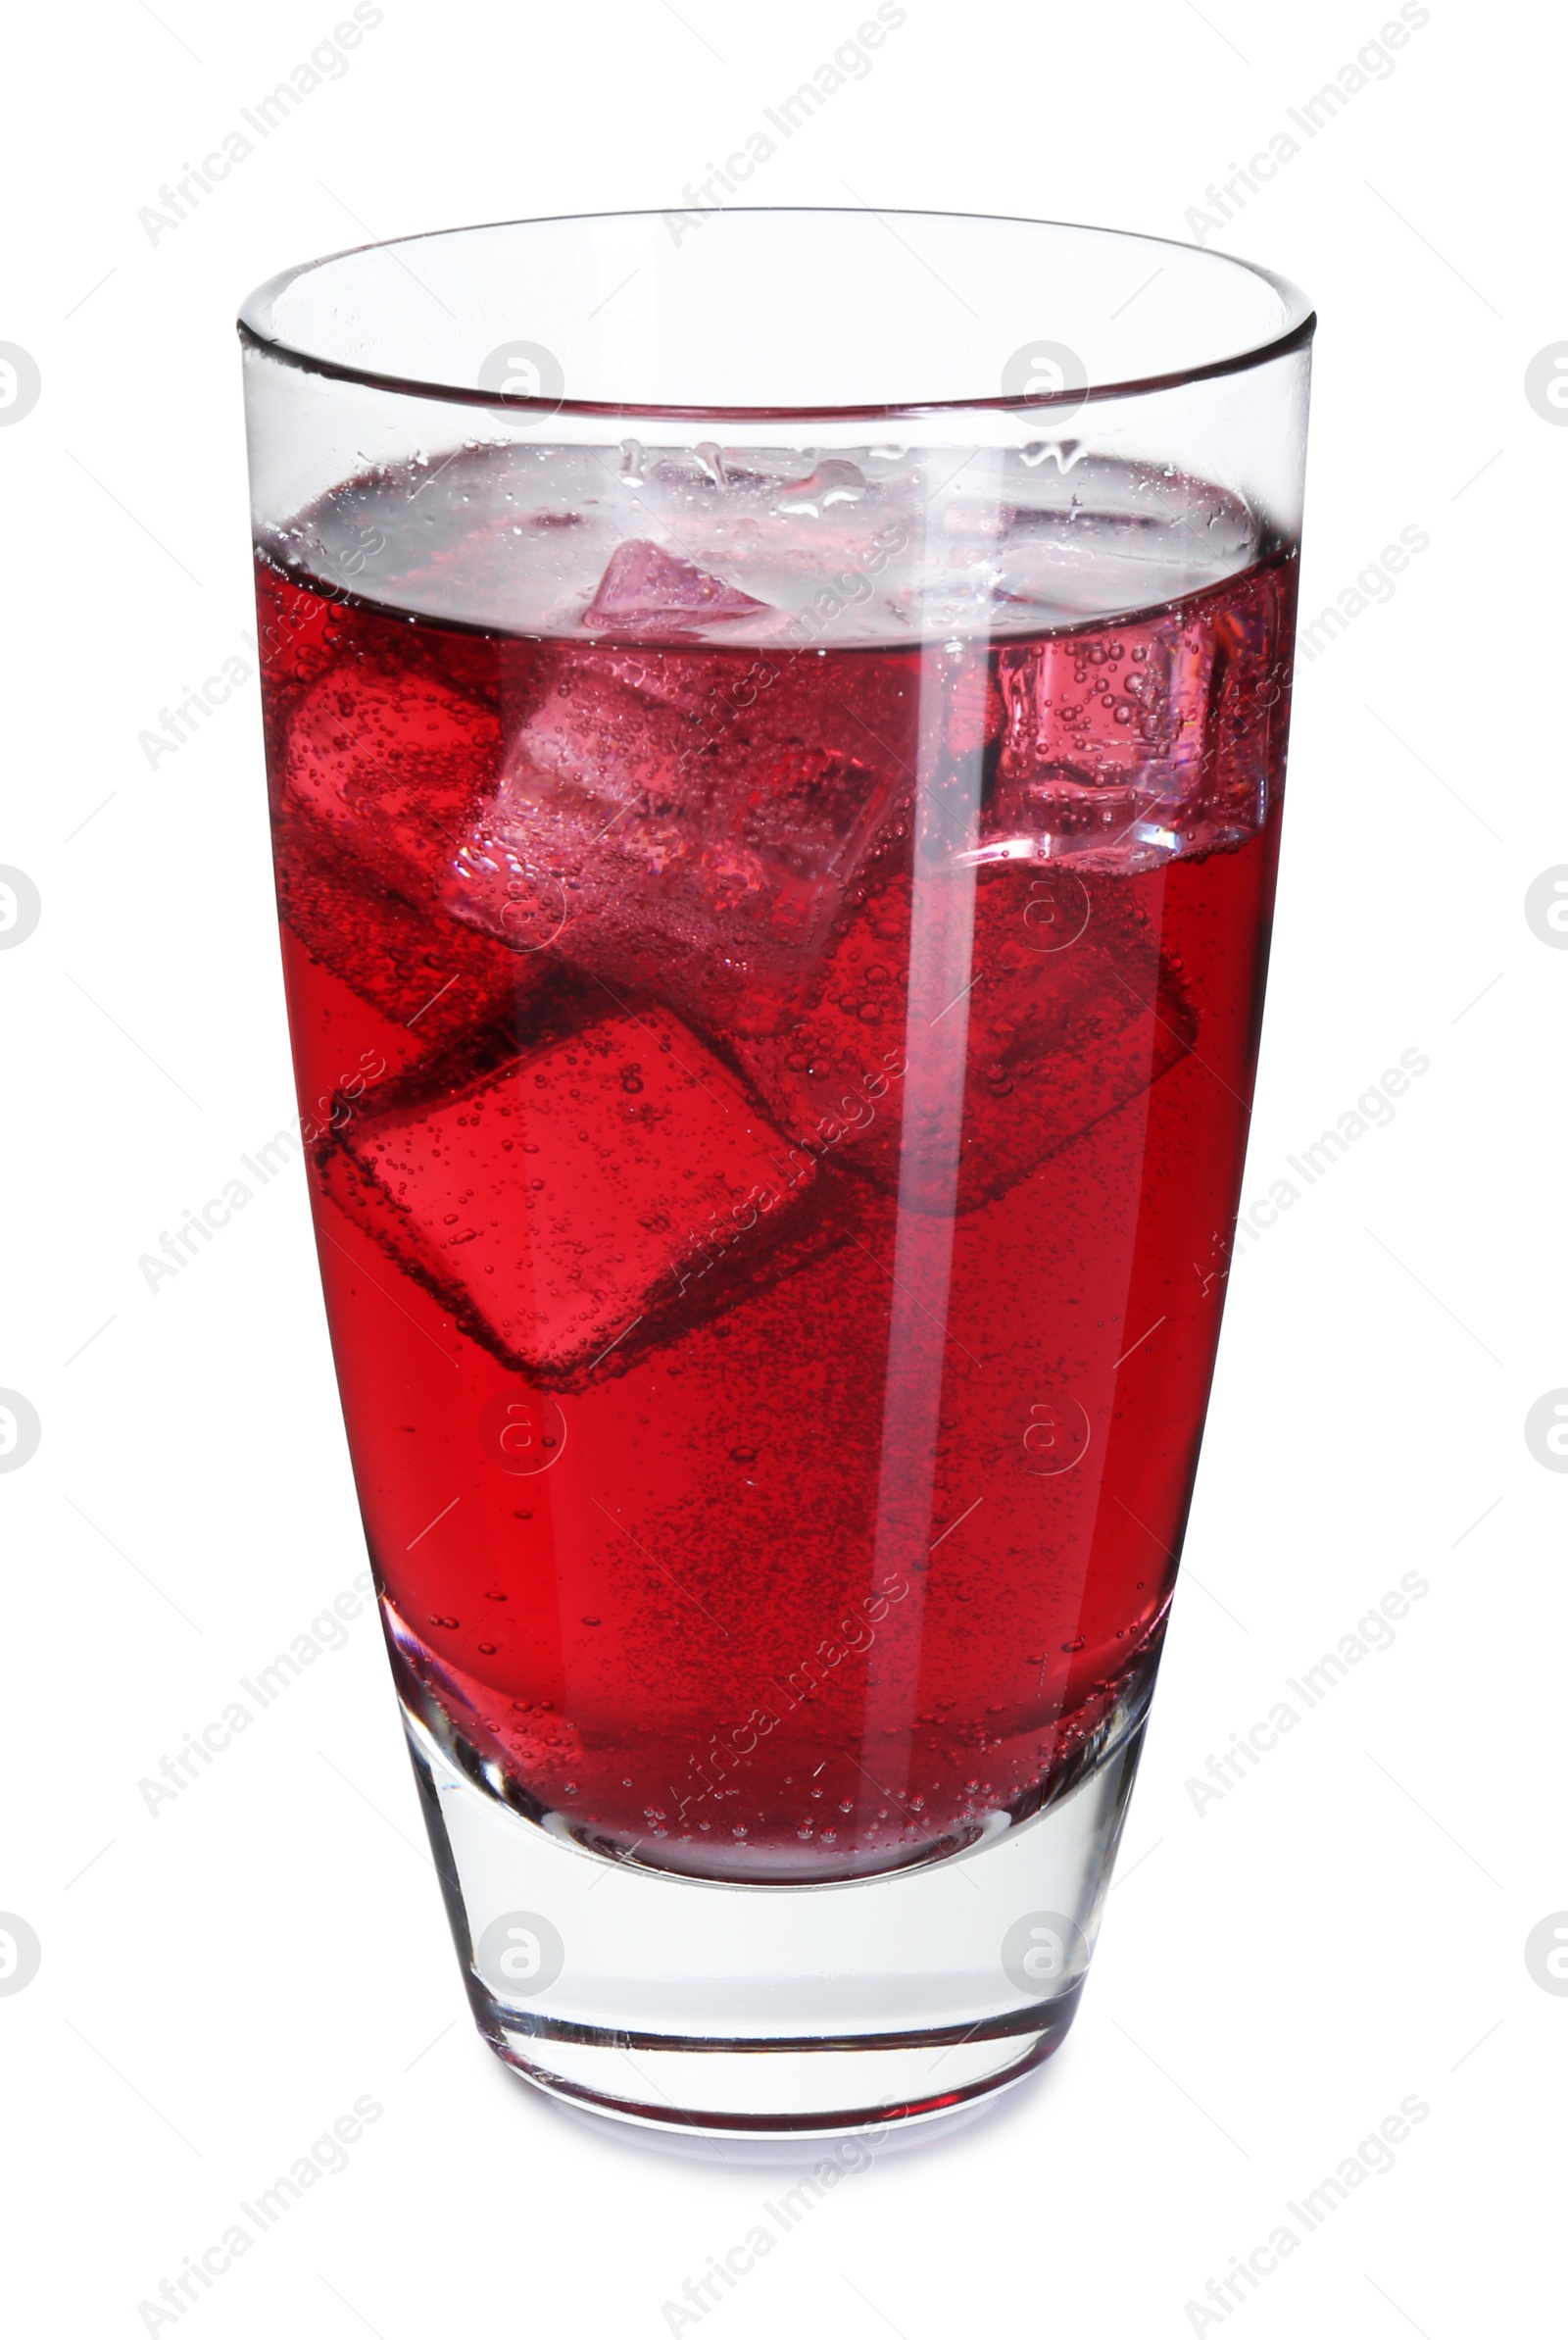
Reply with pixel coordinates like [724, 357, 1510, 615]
[282, 666, 501, 904]
[732, 863, 1196, 1214]
[323, 1003, 827, 1381]
[446, 644, 920, 1035]
[583, 539, 771, 633]
[274, 821, 536, 1057]
[990, 622, 1209, 861]
[988, 560, 1288, 868]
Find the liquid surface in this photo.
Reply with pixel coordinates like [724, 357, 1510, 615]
[258, 443, 1295, 1881]
[270, 438, 1264, 644]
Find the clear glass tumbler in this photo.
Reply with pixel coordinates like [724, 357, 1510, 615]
[238, 209, 1312, 2136]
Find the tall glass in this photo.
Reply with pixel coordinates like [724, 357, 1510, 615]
[238, 211, 1311, 2136]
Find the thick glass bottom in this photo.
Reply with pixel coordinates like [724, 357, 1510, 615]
[404, 1693, 1147, 2136]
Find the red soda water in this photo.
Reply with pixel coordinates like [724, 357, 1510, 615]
[256, 442, 1294, 1882]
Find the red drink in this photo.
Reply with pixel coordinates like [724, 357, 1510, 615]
[257, 443, 1294, 1885]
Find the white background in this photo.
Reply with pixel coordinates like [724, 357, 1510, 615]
[1, 2, 1559, 2333]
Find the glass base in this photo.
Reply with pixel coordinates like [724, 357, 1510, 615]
[405, 1699, 1147, 2137]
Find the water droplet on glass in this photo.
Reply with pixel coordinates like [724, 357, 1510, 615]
[776, 458, 866, 518]
[1019, 438, 1086, 473]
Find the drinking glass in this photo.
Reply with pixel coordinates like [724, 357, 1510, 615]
[238, 209, 1312, 2136]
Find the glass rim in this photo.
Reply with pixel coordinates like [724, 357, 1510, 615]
[236, 204, 1315, 426]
